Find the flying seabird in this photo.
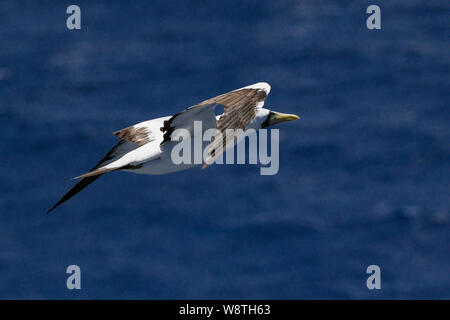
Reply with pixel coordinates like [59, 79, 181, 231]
[48, 82, 299, 212]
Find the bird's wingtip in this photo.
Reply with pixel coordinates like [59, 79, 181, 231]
[47, 206, 56, 214]
[246, 82, 271, 94]
[235, 82, 271, 95]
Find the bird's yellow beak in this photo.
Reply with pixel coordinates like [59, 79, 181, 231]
[263, 111, 299, 127]
[272, 112, 299, 122]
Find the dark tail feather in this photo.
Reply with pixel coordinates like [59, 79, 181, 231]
[47, 175, 103, 213]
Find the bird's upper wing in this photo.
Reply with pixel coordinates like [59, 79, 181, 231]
[159, 103, 219, 145]
[160, 82, 271, 167]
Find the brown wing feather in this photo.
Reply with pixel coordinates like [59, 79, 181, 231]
[200, 88, 268, 167]
[158, 84, 269, 168]
[113, 126, 153, 146]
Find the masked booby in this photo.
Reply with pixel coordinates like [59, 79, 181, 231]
[48, 82, 299, 212]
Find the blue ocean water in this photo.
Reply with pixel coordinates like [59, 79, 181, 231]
[0, 0, 449, 299]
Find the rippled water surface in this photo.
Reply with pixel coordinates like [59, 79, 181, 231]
[0, 0, 449, 298]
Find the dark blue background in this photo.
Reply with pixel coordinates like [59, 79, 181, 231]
[0, 0, 449, 299]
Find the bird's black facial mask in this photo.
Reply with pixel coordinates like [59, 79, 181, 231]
[261, 111, 275, 128]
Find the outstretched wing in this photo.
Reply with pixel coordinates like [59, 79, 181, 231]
[47, 140, 139, 213]
[48, 116, 171, 212]
[74, 118, 167, 179]
[160, 82, 271, 167]
[160, 103, 218, 145]
[200, 82, 270, 166]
